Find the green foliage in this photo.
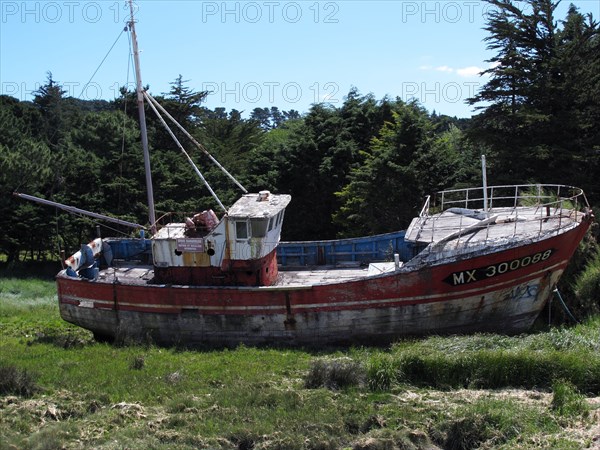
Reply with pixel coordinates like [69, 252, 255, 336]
[161, 74, 208, 128]
[334, 101, 430, 236]
[468, 0, 600, 204]
[551, 379, 590, 418]
[573, 247, 600, 315]
[551, 226, 600, 322]
[0, 96, 54, 263]
[245, 120, 301, 192]
[250, 106, 300, 130]
[334, 101, 480, 236]
[32, 72, 68, 148]
[274, 95, 369, 240]
[267, 89, 460, 240]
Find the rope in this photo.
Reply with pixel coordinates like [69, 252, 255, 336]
[78, 27, 126, 99]
[553, 288, 579, 324]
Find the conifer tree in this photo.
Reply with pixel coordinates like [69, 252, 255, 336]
[468, 0, 599, 198]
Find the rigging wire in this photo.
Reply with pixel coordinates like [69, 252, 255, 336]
[143, 91, 228, 212]
[95, 220, 137, 238]
[77, 27, 126, 99]
[68, 211, 136, 238]
[54, 206, 64, 267]
[144, 91, 248, 194]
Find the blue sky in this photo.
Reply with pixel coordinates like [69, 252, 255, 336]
[2, 0, 598, 117]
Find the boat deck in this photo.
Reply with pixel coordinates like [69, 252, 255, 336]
[405, 206, 580, 245]
[89, 263, 372, 289]
[277, 266, 372, 286]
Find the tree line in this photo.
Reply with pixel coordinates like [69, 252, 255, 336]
[1, 0, 598, 264]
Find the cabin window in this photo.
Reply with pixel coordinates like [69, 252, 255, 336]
[267, 217, 274, 232]
[235, 221, 248, 240]
[250, 218, 269, 238]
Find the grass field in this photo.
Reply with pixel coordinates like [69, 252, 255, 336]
[1, 277, 599, 449]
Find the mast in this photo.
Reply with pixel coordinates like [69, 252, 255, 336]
[481, 154, 488, 214]
[128, 0, 157, 234]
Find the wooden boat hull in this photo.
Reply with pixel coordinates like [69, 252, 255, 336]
[56, 219, 590, 347]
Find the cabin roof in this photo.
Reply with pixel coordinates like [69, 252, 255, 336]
[153, 223, 192, 240]
[228, 193, 291, 219]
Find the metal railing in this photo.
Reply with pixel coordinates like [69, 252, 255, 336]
[431, 184, 587, 215]
[415, 184, 590, 248]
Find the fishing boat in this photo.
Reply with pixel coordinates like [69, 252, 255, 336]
[16, 3, 593, 347]
[40, 183, 589, 347]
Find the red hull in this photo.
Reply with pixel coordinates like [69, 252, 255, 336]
[56, 217, 590, 347]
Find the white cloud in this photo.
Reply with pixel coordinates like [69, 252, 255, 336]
[456, 66, 483, 77]
[419, 64, 491, 78]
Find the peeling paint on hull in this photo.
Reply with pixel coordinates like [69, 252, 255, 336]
[56, 220, 589, 347]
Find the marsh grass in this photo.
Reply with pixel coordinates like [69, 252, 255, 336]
[384, 326, 600, 393]
[0, 277, 57, 299]
[366, 353, 396, 392]
[1, 277, 598, 449]
[129, 354, 146, 370]
[551, 380, 590, 418]
[437, 397, 560, 450]
[0, 365, 38, 397]
[304, 357, 365, 390]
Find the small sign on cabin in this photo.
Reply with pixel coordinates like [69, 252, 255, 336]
[176, 238, 205, 253]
